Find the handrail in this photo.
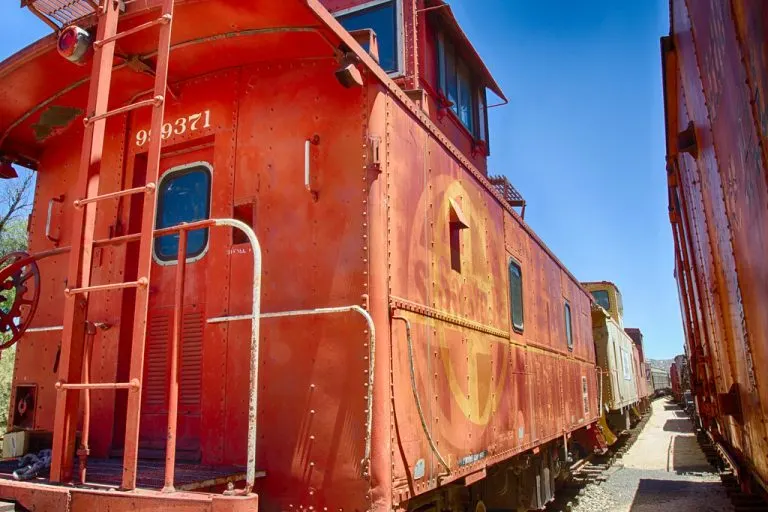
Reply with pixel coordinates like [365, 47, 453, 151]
[208, 304, 375, 478]
[45, 195, 64, 245]
[13, 218, 263, 494]
[210, 218, 262, 493]
[391, 315, 450, 474]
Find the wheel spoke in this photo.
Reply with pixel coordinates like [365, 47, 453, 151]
[9, 322, 19, 335]
[19, 271, 34, 283]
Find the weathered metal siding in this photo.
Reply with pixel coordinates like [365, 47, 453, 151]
[230, 62, 371, 510]
[385, 86, 599, 500]
[666, 0, 768, 490]
[14, 113, 129, 456]
[592, 311, 640, 412]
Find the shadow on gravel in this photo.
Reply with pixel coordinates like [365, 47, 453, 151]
[663, 404, 680, 411]
[663, 418, 694, 433]
[629, 479, 727, 511]
[673, 410, 689, 418]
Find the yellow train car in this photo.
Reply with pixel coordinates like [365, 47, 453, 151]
[583, 282, 645, 436]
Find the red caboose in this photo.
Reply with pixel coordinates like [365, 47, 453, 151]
[0, 1, 604, 510]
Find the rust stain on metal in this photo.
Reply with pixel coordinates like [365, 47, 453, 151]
[31, 105, 83, 141]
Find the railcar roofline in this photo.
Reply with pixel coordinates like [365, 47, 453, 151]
[422, 0, 506, 102]
[0, 0, 587, 299]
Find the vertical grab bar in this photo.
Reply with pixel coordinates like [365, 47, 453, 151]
[212, 218, 262, 493]
[45, 195, 64, 244]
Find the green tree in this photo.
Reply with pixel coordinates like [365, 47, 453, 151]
[0, 169, 33, 251]
[0, 167, 35, 434]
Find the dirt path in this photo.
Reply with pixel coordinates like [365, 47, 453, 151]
[572, 398, 733, 511]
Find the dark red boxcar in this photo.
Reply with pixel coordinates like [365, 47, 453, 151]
[662, 0, 768, 497]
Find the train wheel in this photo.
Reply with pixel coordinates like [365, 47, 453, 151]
[0, 252, 41, 350]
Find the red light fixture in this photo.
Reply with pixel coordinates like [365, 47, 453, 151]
[0, 161, 18, 180]
[57, 25, 93, 65]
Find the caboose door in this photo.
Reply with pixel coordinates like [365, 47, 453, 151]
[137, 146, 213, 460]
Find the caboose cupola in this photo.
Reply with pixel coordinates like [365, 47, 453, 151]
[328, 0, 507, 173]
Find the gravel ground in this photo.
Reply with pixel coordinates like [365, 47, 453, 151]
[571, 399, 733, 512]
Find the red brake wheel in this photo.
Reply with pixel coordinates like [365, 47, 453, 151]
[0, 252, 41, 350]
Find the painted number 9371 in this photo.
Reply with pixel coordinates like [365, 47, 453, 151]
[135, 110, 211, 147]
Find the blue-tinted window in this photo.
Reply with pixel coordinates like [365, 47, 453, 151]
[436, 31, 479, 137]
[564, 301, 573, 351]
[591, 290, 610, 310]
[338, 1, 399, 73]
[155, 165, 211, 262]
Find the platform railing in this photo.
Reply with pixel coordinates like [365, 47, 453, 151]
[11, 218, 262, 494]
[146, 218, 263, 493]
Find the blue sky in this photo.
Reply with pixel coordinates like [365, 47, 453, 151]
[0, 1, 683, 359]
[448, 0, 682, 359]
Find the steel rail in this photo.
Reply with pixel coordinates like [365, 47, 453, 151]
[391, 314, 450, 474]
[208, 304, 376, 479]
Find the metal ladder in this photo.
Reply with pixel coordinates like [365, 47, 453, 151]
[50, 0, 176, 490]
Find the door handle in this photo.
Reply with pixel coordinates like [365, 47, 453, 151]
[46, 195, 64, 244]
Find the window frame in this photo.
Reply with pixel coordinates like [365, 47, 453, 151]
[435, 30, 488, 144]
[508, 258, 524, 333]
[621, 348, 633, 381]
[564, 300, 573, 351]
[153, 161, 213, 266]
[591, 289, 611, 311]
[335, 0, 404, 77]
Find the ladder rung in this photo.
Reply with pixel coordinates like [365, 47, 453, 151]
[65, 277, 149, 296]
[56, 379, 141, 391]
[94, 14, 173, 48]
[84, 96, 164, 125]
[74, 183, 156, 209]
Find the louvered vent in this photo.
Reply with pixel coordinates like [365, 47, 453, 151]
[145, 314, 170, 407]
[144, 310, 204, 409]
[180, 311, 203, 406]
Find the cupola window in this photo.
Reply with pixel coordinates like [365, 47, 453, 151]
[436, 32, 488, 142]
[337, 0, 401, 74]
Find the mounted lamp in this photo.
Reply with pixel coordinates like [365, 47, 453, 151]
[57, 25, 93, 64]
[0, 161, 18, 180]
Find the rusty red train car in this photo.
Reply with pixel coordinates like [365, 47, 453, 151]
[0, 0, 605, 510]
[662, 0, 768, 498]
[669, 362, 681, 403]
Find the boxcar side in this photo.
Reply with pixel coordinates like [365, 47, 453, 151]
[663, 0, 768, 495]
[380, 78, 601, 509]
